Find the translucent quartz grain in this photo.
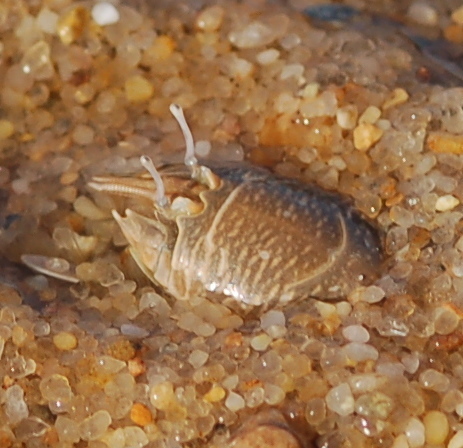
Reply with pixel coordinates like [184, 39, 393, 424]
[280, 32, 301, 50]
[130, 403, 153, 427]
[0, 308, 16, 325]
[157, 418, 197, 443]
[441, 390, 463, 415]
[405, 417, 425, 448]
[336, 105, 358, 130]
[434, 306, 460, 335]
[251, 333, 272, 351]
[282, 354, 311, 378]
[222, 374, 239, 390]
[274, 92, 300, 114]
[56, 5, 85, 44]
[100, 428, 125, 448]
[256, 48, 280, 65]
[315, 301, 337, 320]
[12, 325, 30, 347]
[193, 364, 225, 383]
[52, 227, 98, 259]
[300, 91, 338, 118]
[95, 356, 126, 375]
[419, 368, 450, 392]
[244, 387, 265, 408]
[401, 353, 420, 374]
[343, 343, 379, 362]
[392, 434, 409, 448]
[71, 124, 95, 145]
[195, 5, 224, 32]
[188, 350, 209, 369]
[97, 263, 125, 287]
[228, 16, 289, 49]
[39, 374, 73, 402]
[73, 196, 110, 221]
[96, 90, 116, 113]
[376, 361, 405, 378]
[7, 355, 36, 379]
[435, 194, 460, 211]
[11, 178, 30, 194]
[91, 2, 120, 26]
[390, 205, 415, 228]
[251, 350, 282, 380]
[263, 383, 285, 405]
[342, 325, 370, 343]
[55, 416, 80, 443]
[423, 410, 449, 445]
[192, 300, 235, 329]
[320, 347, 348, 371]
[265, 324, 287, 339]
[305, 397, 326, 425]
[407, 2, 438, 25]
[194, 140, 211, 157]
[325, 383, 355, 416]
[359, 106, 381, 124]
[53, 331, 78, 350]
[349, 285, 385, 304]
[104, 372, 135, 399]
[36, 7, 59, 33]
[121, 324, 149, 338]
[449, 430, 463, 448]
[139, 291, 171, 315]
[355, 392, 394, 419]
[328, 156, 347, 171]
[177, 312, 215, 337]
[225, 391, 245, 412]
[353, 123, 383, 151]
[21, 41, 54, 80]
[196, 415, 215, 438]
[109, 280, 137, 295]
[150, 382, 176, 410]
[79, 410, 112, 441]
[15, 416, 49, 439]
[429, 171, 457, 193]
[227, 57, 254, 80]
[123, 426, 149, 448]
[124, 75, 154, 103]
[203, 385, 226, 403]
[5, 385, 29, 424]
[260, 310, 285, 329]
[348, 374, 381, 394]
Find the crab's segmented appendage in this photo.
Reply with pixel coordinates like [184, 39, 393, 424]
[169, 103, 198, 168]
[140, 155, 168, 208]
[169, 103, 221, 190]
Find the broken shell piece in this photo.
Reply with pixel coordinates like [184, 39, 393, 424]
[228, 410, 306, 448]
[21, 254, 79, 284]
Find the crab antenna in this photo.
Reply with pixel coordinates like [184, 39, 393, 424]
[140, 155, 168, 207]
[169, 103, 198, 168]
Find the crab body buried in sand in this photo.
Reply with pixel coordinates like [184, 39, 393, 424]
[88, 104, 382, 311]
